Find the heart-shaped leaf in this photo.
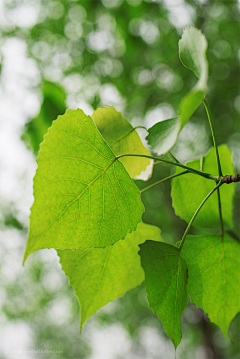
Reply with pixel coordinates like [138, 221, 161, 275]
[24, 109, 144, 262]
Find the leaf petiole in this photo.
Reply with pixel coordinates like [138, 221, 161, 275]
[217, 188, 224, 241]
[168, 151, 180, 164]
[178, 180, 223, 251]
[140, 170, 189, 194]
[115, 153, 219, 182]
[203, 100, 222, 177]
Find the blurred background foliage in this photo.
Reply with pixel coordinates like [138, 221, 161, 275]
[0, 0, 239, 358]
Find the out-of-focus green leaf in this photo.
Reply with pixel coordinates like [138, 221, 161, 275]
[179, 26, 208, 82]
[171, 145, 234, 228]
[24, 109, 144, 262]
[139, 241, 188, 348]
[92, 106, 151, 178]
[58, 222, 162, 330]
[181, 234, 240, 339]
[179, 26, 208, 128]
[22, 81, 66, 154]
[146, 27, 208, 155]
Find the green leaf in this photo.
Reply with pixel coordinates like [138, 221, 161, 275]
[179, 26, 208, 82]
[146, 117, 180, 155]
[179, 26, 208, 128]
[24, 109, 144, 262]
[179, 89, 206, 129]
[146, 27, 208, 155]
[92, 106, 151, 178]
[171, 145, 234, 228]
[22, 81, 66, 154]
[181, 234, 240, 339]
[58, 222, 162, 330]
[139, 241, 188, 348]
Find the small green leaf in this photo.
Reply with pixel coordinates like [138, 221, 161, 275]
[181, 234, 240, 339]
[92, 106, 151, 178]
[139, 241, 188, 348]
[146, 117, 180, 155]
[179, 26, 208, 128]
[171, 145, 234, 228]
[58, 222, 162, 330]
[146, 27, 208, 155]
[24, 109, 144, 262]
[179, 26, 208, 82]
[179, 89, 206, 129]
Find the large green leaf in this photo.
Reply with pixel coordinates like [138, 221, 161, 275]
[171, 145, 234, 228]
[139, 241, 188, 348]
[146, 27, 208, 155]
[58, 222, 162, 330]
[92, 106, 151, 178]
[24, 109, 144, 262]
[181, 234, 240, 339]
[179, 26, 208, 128]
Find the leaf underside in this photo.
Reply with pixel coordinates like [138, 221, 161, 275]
[92, 106, 151, 178]
[146, 27, 208, 156]
[179, 27, 208, 128]
[181, 234, 240, 339]
[24, 109, 144, 262]
[146, 117, 180, 156]
[171, 145, 234, 229]
[139, 241, 188, 349]
[58, 222, 162, 330]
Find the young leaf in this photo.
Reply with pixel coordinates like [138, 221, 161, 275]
[146, 117, 180, 155]
[24, 109, 144, 263]
[92, 106, 151, 178]
[171, 145, 234, 228]
[146, 27, 208, 155]
[181, 234, 240, 339]
[179, 26, 208, 128]
[58, 222, 162, 330]
[139, 241, 188, 348]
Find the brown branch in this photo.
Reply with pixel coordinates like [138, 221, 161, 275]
[222, 174, 240, 184]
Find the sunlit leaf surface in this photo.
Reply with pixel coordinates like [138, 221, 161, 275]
[24, 109, 144, 262]
[92, 106, 151, 178]
[181, 234, 240, 339]
[58, 222, 162, 329]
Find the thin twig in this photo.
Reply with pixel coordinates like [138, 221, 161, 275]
[168, 151, 180, 164]
[178, 180, 223, 251]
[203, 100, 222, 177]
[115, 154, 219, 181]
[217, 188, 224, 240]
[140, 170, 189, 194]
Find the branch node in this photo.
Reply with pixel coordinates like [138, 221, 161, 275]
[223, 174, 240, 184]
